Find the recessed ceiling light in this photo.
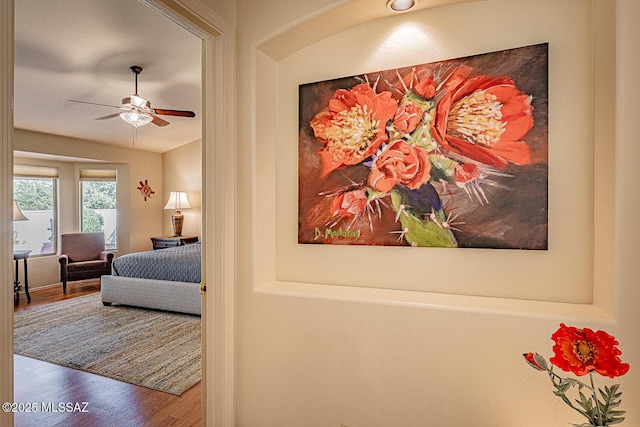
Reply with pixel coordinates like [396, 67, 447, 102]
[386, 0, 418, 13]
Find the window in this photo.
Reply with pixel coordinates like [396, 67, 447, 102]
[80, 169, 117, 250]
[13, 165, 59, 256]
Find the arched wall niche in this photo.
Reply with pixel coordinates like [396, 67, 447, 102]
[251, 0, 616, 319]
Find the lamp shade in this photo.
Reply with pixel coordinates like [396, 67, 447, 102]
[164, 191, 191, 210]
[13, 200, 28, 221]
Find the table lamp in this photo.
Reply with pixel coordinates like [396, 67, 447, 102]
[164, 191, 191, 236]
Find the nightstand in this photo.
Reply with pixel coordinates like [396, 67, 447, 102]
[150, 235, 199, 250]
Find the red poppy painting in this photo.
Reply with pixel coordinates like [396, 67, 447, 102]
[298, 44, 548, 249]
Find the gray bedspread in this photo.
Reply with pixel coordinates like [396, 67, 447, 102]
[111, 243, 201, 283]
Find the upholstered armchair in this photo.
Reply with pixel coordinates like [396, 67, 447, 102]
[58, 232, 114, 294]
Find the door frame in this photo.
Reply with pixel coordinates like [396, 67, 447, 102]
[0, 1, 236, 426]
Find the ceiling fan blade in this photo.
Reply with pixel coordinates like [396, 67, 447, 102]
[153, 108, 196, 118]
[95, 113, 122, 121]
[69, 99, 123, 109]
[151, 114, 170, 127]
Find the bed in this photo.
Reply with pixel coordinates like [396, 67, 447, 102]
[101, 242, 201, 315]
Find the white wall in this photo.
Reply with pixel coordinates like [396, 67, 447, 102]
[162, 138, 202, 238]
[236, 1, 640, 426]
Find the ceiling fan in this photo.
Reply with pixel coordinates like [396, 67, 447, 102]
[70, 65, 196, 128]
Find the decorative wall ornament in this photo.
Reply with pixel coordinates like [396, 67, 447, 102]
[298, 43, 548, 249]
[523, 324, 629, 426]
[137, 179, 155, 201]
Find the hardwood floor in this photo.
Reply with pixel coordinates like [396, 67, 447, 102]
[13, 280, 201, 427]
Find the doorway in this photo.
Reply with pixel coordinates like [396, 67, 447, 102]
[1, 0, 236, 425]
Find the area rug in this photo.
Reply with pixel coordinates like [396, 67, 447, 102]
[13, 293, 201, 396]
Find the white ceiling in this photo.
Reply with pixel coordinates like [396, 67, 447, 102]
[14, 0, 202, 154]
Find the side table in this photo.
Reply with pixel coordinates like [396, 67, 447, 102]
[13, 250, 31, 303]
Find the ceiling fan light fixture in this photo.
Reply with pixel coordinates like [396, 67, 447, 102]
[120, 111, 153, 127]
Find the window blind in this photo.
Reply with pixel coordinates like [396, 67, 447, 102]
[13, 164, 59, 178]
[79, 169, 117, 182]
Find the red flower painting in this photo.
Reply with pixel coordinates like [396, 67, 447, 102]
[392, 102, 424, 134]
[299, 44, 548, 248]
[368, 140, 431, 193]
[431, 72, 534, 169]
[310, 83, 398, 178]
[329, 188, 368, 219]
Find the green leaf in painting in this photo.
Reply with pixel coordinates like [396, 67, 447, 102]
[391, 190, 457, 247]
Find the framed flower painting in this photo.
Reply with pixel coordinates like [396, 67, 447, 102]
[298, 43, 548, 249]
